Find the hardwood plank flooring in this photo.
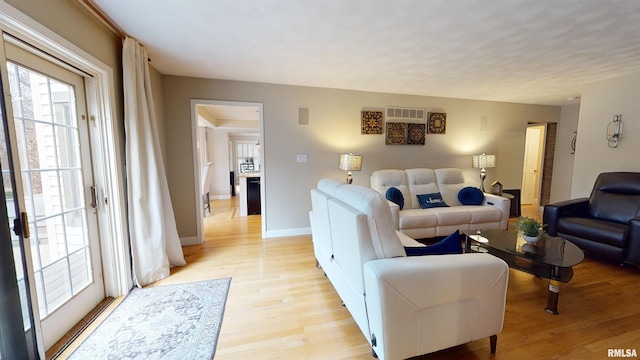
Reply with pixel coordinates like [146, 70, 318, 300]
[57, 200, 639, 359]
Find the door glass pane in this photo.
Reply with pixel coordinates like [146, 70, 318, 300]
[7, 61, 93, 319]
[0, 67, 34, 359]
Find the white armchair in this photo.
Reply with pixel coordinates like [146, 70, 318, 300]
[310, 179, 509, 359]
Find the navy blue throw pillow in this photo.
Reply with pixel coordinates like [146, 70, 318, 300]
[458, 186, 484, 205]
[417, 193, 448, 209]
[405, 230, 463, 256]
[385, 187, 404, 210]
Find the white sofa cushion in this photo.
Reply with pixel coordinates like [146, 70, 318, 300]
[317, 177, 344, 196]
[405, 168, 440, 209]
[364, 254, 509, 359]
[434, 168, 467, 206]
[334, 185, 407, 259]
[398, 208, 438, 229]
[396, 230, 425, 247]
[370, 169, 410, 206]
[433, 207, 472, 225]
[310, 178, 346, 261]
[468, 205, 504, 223]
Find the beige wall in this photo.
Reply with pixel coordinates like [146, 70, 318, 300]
[550, 104, 579, 203]
[161, 76, 561, 238]
[210, 127, 232, 199]
[571, 71, 640, 198]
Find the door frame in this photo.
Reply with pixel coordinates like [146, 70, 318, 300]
[189, 99, 265, 244]
[0, 5, 130, 355]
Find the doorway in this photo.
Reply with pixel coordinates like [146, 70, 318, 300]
[190, 100, 264, 244]
[0, 20, 127, 356]
[1, 39, 105, 351]
[522, 125, 544, 205]
[521, 123, 557, 209]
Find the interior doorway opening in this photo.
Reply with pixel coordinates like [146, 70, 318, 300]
[190, 100, 264, 244]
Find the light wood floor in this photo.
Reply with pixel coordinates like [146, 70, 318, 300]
[58, 200, 639, 359]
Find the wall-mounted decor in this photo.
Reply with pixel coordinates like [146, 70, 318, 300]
[361, 110, 384, 134]
[385, 122, 407, 145]
[427, 112, 447, 134]
[407, 123, 426, 145]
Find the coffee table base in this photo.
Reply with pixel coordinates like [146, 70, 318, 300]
[545, 280, 561, 314]
[464, 230, 583, 315]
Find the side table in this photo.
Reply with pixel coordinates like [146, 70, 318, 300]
[501, 189, 521, 218]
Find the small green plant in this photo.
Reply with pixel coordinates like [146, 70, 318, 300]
[513, 216, 546, 237]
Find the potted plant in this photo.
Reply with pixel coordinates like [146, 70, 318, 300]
[513, 216, 546, 243]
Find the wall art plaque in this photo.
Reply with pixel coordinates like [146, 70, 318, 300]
[407, 123, 426, 145]
[385, 122, 407, 145]
[427, 112, 447, 134]
[361, 110, 384, 134]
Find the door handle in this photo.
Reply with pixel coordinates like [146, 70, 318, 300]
[90, 186, 98, 208]
[12, 212, 30, 238]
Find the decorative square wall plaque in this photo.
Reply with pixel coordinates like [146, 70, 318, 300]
[361, 110, 384, 134]
[407, 123, 426, 145]
[427, 112, 447, 134]
[385, 122, 407, 145]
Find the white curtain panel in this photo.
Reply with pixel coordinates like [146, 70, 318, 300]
[123, 37, 186, 287]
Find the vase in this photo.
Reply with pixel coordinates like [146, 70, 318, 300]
[522, 234, 540, 243]
[521, 243, 537, 254]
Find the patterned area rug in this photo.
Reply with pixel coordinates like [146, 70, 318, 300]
[69, 278, 231, 360]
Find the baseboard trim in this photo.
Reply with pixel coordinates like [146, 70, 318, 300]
[180, 236, 200, 246]
[211, 194, 231, 200]
[264, 227, 311, 239]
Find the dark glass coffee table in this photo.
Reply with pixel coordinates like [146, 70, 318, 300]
[463, 229, 584, 314]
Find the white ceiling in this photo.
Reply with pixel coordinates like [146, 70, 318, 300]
[196, 104, 260, 133]
[91, 0, 640, 106]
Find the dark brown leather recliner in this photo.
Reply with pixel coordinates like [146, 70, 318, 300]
[543, 172, 640, 266]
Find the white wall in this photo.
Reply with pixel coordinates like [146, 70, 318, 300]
[209, 127, 233, 199]
[571, 72, 640, 198]
[549, 104, 579, 203]
[162, 77, 561, 238]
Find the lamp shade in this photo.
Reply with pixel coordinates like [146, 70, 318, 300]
[472, 153, 496, 169]
[339, 153, 362, 171]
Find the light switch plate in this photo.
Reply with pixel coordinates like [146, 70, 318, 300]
[296, 154, 308, 163]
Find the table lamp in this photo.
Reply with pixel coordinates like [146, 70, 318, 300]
[472, 153, 496, 192]
[338, 153, 362, 184]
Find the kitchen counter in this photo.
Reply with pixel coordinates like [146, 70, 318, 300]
[238, 171, 260, 178]
[239, 173, 261, 216]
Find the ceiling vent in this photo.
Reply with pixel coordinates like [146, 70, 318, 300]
[385, 107, 426, 122]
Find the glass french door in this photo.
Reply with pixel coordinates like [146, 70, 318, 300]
[0, 70, 36, 360]
[1, 40, 105, 351]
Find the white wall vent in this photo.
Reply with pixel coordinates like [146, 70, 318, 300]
[385, 107, 426, 122]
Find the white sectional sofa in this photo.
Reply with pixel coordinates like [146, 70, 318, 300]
[309, 178, 509, 360]
[371, 168, 510, 239]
